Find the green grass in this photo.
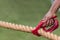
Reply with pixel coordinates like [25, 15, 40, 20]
[0, 0, 60, 40]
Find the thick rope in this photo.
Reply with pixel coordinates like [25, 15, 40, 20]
[0, 21, 60, 40]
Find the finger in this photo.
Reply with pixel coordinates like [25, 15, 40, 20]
[51, 19, 54, 25]
[49, 19, 52, 26]
[47, 20, 50, 26]
[46, 20, 50, 27]
[48, 19, 54, 26]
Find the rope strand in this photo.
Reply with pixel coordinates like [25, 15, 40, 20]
[0, 21, 60, 40]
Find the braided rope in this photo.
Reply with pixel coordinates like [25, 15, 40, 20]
[0, 21, 60, 40]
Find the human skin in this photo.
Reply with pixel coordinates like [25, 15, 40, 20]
[42, 0, 60, 26]
[49, 0, 60, 13]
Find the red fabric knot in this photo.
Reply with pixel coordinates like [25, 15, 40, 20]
[32, 20, 45, 36]
[43, 19, 59, 32]
[32, 16, 59, 36]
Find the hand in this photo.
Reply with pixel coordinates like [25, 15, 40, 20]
[42, 11, 56, 27]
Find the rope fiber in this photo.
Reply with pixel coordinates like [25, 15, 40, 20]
[0, 21, 60, 40]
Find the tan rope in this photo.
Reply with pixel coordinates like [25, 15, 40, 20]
[0, 21, 60, 40]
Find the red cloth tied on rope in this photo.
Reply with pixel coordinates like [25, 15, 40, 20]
[32, 16, 59, 36]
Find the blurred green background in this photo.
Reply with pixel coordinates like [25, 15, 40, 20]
[0, 0, 60, 40]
